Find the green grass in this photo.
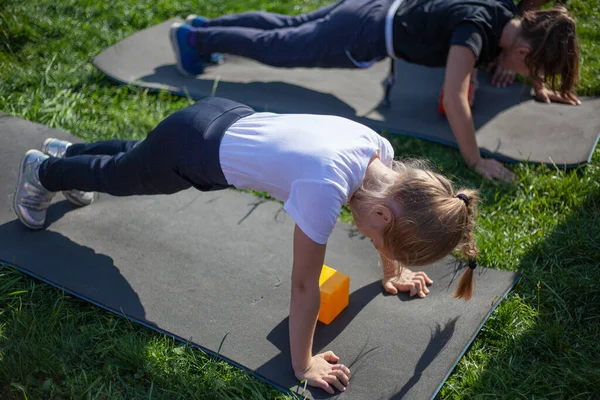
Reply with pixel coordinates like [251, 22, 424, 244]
[1, 0, 599, 398]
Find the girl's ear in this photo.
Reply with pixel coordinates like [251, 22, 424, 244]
[514, 37, 531, 61]
[516, 45, 530, 61]
[373, 204, 394, 226]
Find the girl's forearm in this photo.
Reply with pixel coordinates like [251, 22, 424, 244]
[289, 224, 327, 374]
[443, 92, 480, 167]
[443, 46, 479, 168]
[289, 283, 320, 373]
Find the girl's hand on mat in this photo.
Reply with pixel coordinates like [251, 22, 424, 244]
[535, 86, 581, 106]
[382, 268, 433, 298]
[295, 352, 350, 394]
[490, 64, 516, 88]
[488, 54, 515, 88]
[474, 158, 515, 183]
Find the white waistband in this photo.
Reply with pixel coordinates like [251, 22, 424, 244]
[385, 0, 405, 58]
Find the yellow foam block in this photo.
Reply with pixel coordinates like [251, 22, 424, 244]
[318, 265, 350, 325]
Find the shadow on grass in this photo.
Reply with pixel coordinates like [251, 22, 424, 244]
[447, 186, 600, 398]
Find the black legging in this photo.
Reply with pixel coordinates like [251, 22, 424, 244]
[195, 0, 391, 68]
[39, 98, 254, 196]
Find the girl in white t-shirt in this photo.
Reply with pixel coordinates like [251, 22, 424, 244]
[14, 97, 479, 394]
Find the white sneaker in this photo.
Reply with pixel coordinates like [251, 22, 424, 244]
[41, 138, 96, 206]
[14, 150, 56, 229]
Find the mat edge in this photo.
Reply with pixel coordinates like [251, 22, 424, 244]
[429, 272, 522, 400]
[0, 259, 303, 399]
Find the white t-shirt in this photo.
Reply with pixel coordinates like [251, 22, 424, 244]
[219, 113, 395, 244]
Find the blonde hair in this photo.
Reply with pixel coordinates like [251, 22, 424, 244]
[352, 159, 479, 300]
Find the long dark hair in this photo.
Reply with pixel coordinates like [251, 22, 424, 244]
[520, 6, 580, 95]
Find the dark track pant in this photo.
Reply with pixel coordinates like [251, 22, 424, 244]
[195, 0, 390, 68]
[38, 98, 254, 196]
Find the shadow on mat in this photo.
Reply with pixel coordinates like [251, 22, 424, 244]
[0, 213, 153, 329]
[137, 62, 533, 147]
[138, 65, 358, 117]
[256, 296, 460, 399]
[254, 281, 384, 398]
[391, 317, 459, 399]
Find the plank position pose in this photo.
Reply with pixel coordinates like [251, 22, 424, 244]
[14, 97, 479, 394]
[169, 0, 580, 182]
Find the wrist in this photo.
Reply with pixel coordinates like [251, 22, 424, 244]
[532, 79, 545, 93]
[465, 155, 481, 170]
[293, 357, 313, 377]
[380, 252, 399, 277]
[383, 265, 399, 278]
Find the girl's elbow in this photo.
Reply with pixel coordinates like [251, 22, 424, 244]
[442, 91, 458, 110]
[442, 89, 467, 110]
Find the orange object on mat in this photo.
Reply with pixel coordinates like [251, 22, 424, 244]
[318, 265, 350, 325]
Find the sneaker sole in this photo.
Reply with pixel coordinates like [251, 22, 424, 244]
[13, 150, 44, 230]
[169, 23, 195, 77]
[63, 190, 95, 207]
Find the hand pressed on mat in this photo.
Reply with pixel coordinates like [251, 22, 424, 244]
[295, 351, 351, 394]
[533, 79, 581, 106]
[382, 268, 433, 298]
[473, 158, 516, 184]
[380, 252, 433, 298]
[489, 54, 517, 88]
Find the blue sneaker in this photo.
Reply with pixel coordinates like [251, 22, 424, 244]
[185, 15, 207, 28]
[184, 15, 224, 65]
[169, 22, 205, 76]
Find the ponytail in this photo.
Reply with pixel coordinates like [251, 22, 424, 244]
[453, 258, 477, 301]
[451, 190, 479, 300]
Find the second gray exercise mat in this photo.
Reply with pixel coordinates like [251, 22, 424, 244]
[0, 115, 520, 399]
[92, 18, 600, 167]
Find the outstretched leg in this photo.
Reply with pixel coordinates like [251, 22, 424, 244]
[65, 140, 141, 157]
[43, 138, 141, 158]
[41, 138, 143, 206]
[203, 0, 344, 30]
[38, 126, 194, 197]
[174, 0, 388, 73]
[15, 98, 250, 229]
[191, 0, 388, 68]
[38, 98, 246, 196]
[196, 18, 356, 68]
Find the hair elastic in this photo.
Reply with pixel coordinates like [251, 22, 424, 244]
[456, 193, 470, 206]
[468, 259, 477, 270]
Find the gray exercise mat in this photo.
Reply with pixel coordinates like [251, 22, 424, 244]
[0, 115, 520, 399]
[92, 18, 600, 167]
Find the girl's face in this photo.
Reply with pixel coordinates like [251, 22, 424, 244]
[503, 40, 532, 78]
[351, 204, 394, 260]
